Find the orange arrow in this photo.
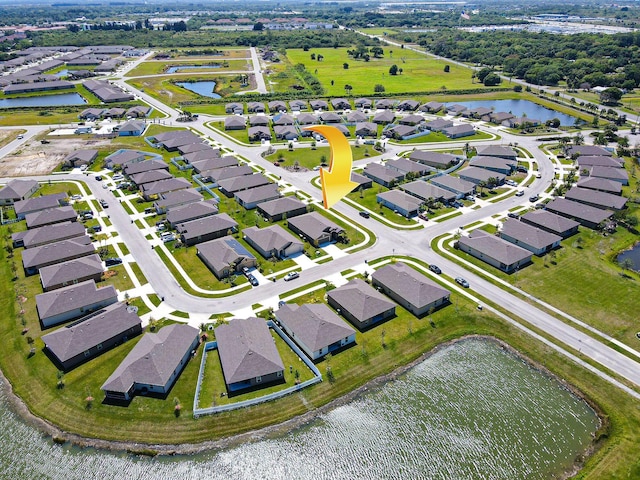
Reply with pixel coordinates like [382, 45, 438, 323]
[304, 125, 358, 209]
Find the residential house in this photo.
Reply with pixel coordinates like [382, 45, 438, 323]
[218, 173, 270, 196]
[273, 114, 295, 126]
[457, 230, 532, 273]
[22, 235, 94, 275]
[355, 122, 378, 137]
[83, 79, 133, 103]
[249, 116, 270, 127]
[289, 99, 308, 111]
[197, 236, 257, 279]
[576, 177, 622, 195]
[25, 206, 78, 229]
[462, 106, 492, 119]
[123, 159, 168, 176]
[201, 165, 253, 186]
[141, 177, 192, 200]
[104, 107, 126, 118]
[154, 189, 204, 214]
[36, 280, 118, 328]
[430, 175, 476, 198]
[296, 113, 318, 125]
[126, 105, 152, 118]
[257, 197, 307, 222]
[520, 210, 580, 238]
[14, 193, 67, 219]
[346, 111, 367, 123]
[469, 155, 515, 175]
[15, 221, 85, 249]
[375, 99, 395, 110]
[350, 172, 373, 191]
[372, 262, 451, 316]
[4, 80, 73, 95]
[39, 253, 103, 291]
[275, 303, 356, 361]
[566, 145, 612, 157]
[159, 133, 202, 152]
[363, 163, 405, 187]
[248, 126, 272, 142]
[177, 213, 238, 246]
[101, 324, 199, 402]
[331, 98, 351, 110]
[397, 99, 419, 111]
[287, 212, 344, 246]
[224, 116, 246, 130]
[442, 124, 476, 139]
[235, 184, 282, 209]
[457, 166, 506, 186]
[62, 150, 98, 169]
[117, 120, 146, 137]
[243, 224, 303, 259]
[589, 166, 628, 185]
[319, 112, 342, 124]
[190, 157, 238, 173]
[386, 158, 430, 177]
[104, 150, 145, 170]
[268, 101, 287, 113]
[215, 317, 284, 393]
[499, 219, 562, 256]
[385, 124, 416, 139]
[425, 118, 453, 132]
[564, 187, 627, 211]
[419, 101, 443, 113]
[399, 114, 424, 126]
[177, 142, 212, 155]
[327, 278, 396, 330]
[446, 104, 468, 115]
[273, 125, 299, 141]
[410, 150, 458, 169]
[503, 117, 541, 128]
[354, 98, 372, 109]
[42, 302, 142, 371]
[129, 169, 173, 187]
[225, 102, 244, 114]
[376, 190, 422, 217]
[247, 101, 266, 113]
[401, 181, 456, 204]
[544, 198, 614, 229]
[310, 100, 329, 111]
[0, 179, 39, 205]
[576, 156, 623, 170]
[475, 145, 518, 161]
[165, 198, 219, 226]
[484, 111, 515, 124]
[372, 110, 395, 124]
[78, 108, 104, 121]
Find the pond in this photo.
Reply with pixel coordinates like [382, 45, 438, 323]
[451, 99, 577, 126]
[0, 339, 598, 479]
[176, 81, 221, 99]
[54, 69, 69, 78]
[617, 242, 640, 271]
[0, 92, 86, 108]
[166, 65, 223, 74]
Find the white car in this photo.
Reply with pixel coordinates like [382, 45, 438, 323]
[113, 174, 124, 180]
[283, 271, 299, 282]
[535, 172, 542, 179]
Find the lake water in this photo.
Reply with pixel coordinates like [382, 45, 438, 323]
[176, 81, 221, 99]
[617, 242, 640, 271]
[167, 65, 223, 74]
[0, 339, 598, 479]
[0, 93, 85, 108]
[55, 69, 69, 78]
[451, 99, 577, 125]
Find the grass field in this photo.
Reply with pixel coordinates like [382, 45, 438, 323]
[265, 144, 381, 170]
[128, 74, 245, 105]
[127, 59, 251, 77]
[285, 47, 477, 96]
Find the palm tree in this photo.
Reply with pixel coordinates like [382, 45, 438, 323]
[477, 180, 487, 197]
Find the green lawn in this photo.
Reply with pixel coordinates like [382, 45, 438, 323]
[127, 59, 250, 77]
[266, 145, 381, 170]
[128, 74, 245, 106]
[347, 184, 418, 226]
[285, 47, 478, 96]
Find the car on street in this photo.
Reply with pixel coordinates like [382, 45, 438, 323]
[535, 172, 542, 178]
[95, 175, 102, 181]
[529, 194, 539, 202]
[515, 190, 524, 196]
[247, 274, 259, 286]
[105, 257, 122, 267]
[429, 264, 442, 274]
[505, 179, 517, 187]
[507, 212, 520, 219]
[99, 199, 108, 208]
[359, 211, 370, 218]
[455, 277, 470, 288]
[283, 271, 299, 282]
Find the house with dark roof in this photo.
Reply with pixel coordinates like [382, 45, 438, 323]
[372, 262, 451, 316]
[375, 99, 395, 110]
[296, 113, 318, 125]
[397, 99, 419, 111]
[372, 110, 395, 124]
[191, 157, 238, 174]
[327, 278, 396, 330]
[104, 107, 126, 118]
[462, 106, 492, 119]
[289, 99, 308, 111]
[247, 101, 266, 113]
[79, 108, 105, 120]
[268, 100, 287, 113]
[469, 155, 515, 175]
[183, 148, 222, 164]
[166, 200, 219, 227]
[475, 145, 518, 160]
[589, 166, 628, 185]
[503, 117, 541, 128]
[225, 102, 244, 114]
[545, 198, 613, 229]
[142, 177, 192, 200]
[401, 180, 456, 204]
[129, 169, 173, 187]
[37, 280, 118, 328]
[576, 156, 623, 169]
[354, 98, 372, 109]
[409, 150, 458, 169]
[123, 159, 168, 176]
[576, 177, 622, 195]
[126, 105, 152, 118]
[24, 205, 77, 230]
[446, 104, 467, 115]
[419, 101, 443, 113]
[385, 124, 417, 139]
[287, 211, 344, 246]
[351, 172, 373, 191]
[197, 236, 257, 279]
[430, 175, 476, 198]
[484, 112, 515, 124]
[14, 193, 67, 219]
[104, 150, 145, 170]
[218, 173, 270, 197]
[39, 253, 103, 291]
[346, 111, 367, 123]
[249, 116, 270, 127]
[457, 230, 532, 273]
[235, 184, 281, 209]
[377, 190, 422, 217]
[310, 99, 329, 111]
[178, 142, 211, 155]
[117, 120, 146, 137]
[499, 219, 562, 256]
[363, 163, 405, 187]
[331, 98, 351, 110]
[425, 118, 453, 132]
[154, 188, 204, 214]
[319, 111, 342, 124]
[273, 125, 299, 141]
[442, 124, 476, 139]
[248, 126, 272, 141]
[398, 114, 424, 126]
[567, 145, 612, 157]
[83, 79, 133, 103]
[101, 323, 199, 402]
[201, 165, 253, 186]
[272, 113, 295, 126]
[520, 210, 580, 238]
[243, 225, 303, 259]
[564, 187, 627, 211]
[458, 166, 506, 186]
[177, 213, 238, 246]
[16, 221, 85, 249]
[0, 179, 39, 205]
[22, 235, 94, 275]
[386, 158, 430, 176]
[275, 303, 356, 361]
[355, 122, 378, 137]
[224, 116, 246, 130]
[62, 149, 98, 169]
[257, 196, 307, 222]
[42, 302, 142, 371]
[215, 317, 285, 393]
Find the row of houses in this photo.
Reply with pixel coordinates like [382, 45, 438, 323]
[445, 104, 542, 128]
[225, 98, 445, 115]
[79, 105, 151, 120]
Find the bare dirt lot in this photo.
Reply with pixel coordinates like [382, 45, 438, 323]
[0, 135, 113, 177]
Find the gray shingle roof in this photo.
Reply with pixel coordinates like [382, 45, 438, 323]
[39, 254, 103, 290]
[276, 303, 355, 352]
[25, 206, 77, 229]
[327, 278, 396, 322]
[458, 166, 506, 184]
[469, 155, 515, 170]
[372, 262, 450, 309]
[36, 280, 117, 320]
[458, 230, 532, 265]
[201, 165, 253, 183]
[177, 213, 237, 240]
[166, 200, 219, 225]
[123, 159, 167, 175]
[377, 190, 423, 211]
[21, 221, 85, 249]
[197, 236, 255, 273]
[234, 184, 281, 205]
[500, 219, 563, 250]
[430, 174, 476, 195]
[0, 179, 38, 201]
[564, 187, 627, 210]
[101, 324, 198, 394]
[287, 211, 343, 239]
[576, 177, 622, 194]
[42, 302, 140, 363]
[183, 148, 222, 163]
[520, 210, 580, 235]
[364, 163, 404, 183]
[475, 145, 517, 158]
[567, 145, 612, 157]
[215, 317, 284, 384]
[14, 193, 66, 216]
[545, 198, 613, 224]
[155, 188, 204, 210]
[142, 177, 192, 196]
[256, 196, 306, 217]
[129, 169, 173, 186]
[576, 156, 623, 169]
[243, 224, 302, 252]
[386, 158, 429, 174]
[191, 156, 238, 173]
[22, 235, 94, 270]
[401, 180, 454, 202]
[589, 166, 629, 182]
[409, 150, 457, 167]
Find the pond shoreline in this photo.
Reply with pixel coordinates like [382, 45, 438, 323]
[0, 333, 605, 478]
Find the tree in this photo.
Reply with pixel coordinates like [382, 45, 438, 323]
[546, 118, 561, 128]
[600, 87, 623, 105]
[343, 62, 349, 69]
[370, 46, 384, 58]
[344, 84, 353, 95]
[374, 84, 385, 93]
[252, 22, 264, 30]
[477, 180, 487, 197]
[389, 64, 399, 76]
[483, 73, 501, 86]
[443, 65, 450, 73]
[573, 133, 584, 145]
[310, 53, 316, 60]
[476, 67, 493, 83]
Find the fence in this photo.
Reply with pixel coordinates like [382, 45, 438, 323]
[193, 320, 322, 417]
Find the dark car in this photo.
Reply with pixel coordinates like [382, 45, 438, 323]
[247, 274, 259, 286]
[507, 212, 520, 219]
[359, 211, 370, 219]
[429, 264, 442, 274]
[529, 194, 539, 202]
[91, 225, 102, 233]
[516, 166, 528, 173]
[95, 175, 103, 181]
[99, 199, 108, 208]
[105, 257, 122, 267]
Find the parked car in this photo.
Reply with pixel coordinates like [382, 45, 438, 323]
[17, 134, 24, 139]
[71, 194, 82, 200]
[505, 179, 517, 187]
[535, 172, 542, 178]
[99, 199, 108, 208]
[455, 277, 470, 288]
[529, 194, 539, 202]
[105, 257, 122, 267]
[516, 166, 528, 173]
[91, 225, 102, 233]
[242, 266, 250, 276]
[161, 232, 174, 243]
[80, 165, 88, 171]
[507, 212, 520, 219]
[283, 271, 299, 282]
[418, 213, 429, 221]
[113, 174, 124, 180]
[95, 175, 102, 181]
[465, 195, 475, 202]
[515, 190, 524, 197]
[82, 213, 93, 220]
[247, 274, 259, 286]
[429, 264, 442, 274]
[359, 211, 370, 218]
